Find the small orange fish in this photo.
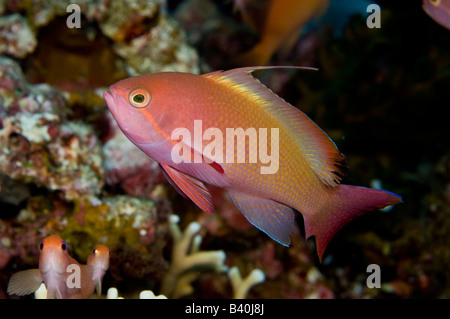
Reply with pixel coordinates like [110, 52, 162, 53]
[235, 0, 330, 66]
[87, 244, 110, 296]
[423, 0, 450, 30]
[7, 235, 95, 299]
[104, 66, 402, 261]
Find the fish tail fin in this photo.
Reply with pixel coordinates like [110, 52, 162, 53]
[304, 185, 402, 262]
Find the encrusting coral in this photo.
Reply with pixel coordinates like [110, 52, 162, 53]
[0, 57, 105, 201]
[0, 13, 37, 58]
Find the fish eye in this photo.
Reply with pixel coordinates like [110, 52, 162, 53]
[39, 241, 43, 250]
[129, 88, 151, 108]
[93, 249, 97, 255]
[429, 0, 441, 6]
[61, 242, 67, 251]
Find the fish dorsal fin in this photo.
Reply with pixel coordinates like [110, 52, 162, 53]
[227, 189, 296, 246]
[7, 269, 43, 296]
[160, 163, 214, 214]
[204, 66, 347, 186]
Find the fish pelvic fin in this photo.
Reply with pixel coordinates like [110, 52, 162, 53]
[7, 269, 43, 296]
[303, 185, 402, 262]
[96, 281, 102, 297]
[228, 190, 297, 246]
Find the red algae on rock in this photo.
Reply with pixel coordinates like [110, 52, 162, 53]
[0, 58, 104, 200]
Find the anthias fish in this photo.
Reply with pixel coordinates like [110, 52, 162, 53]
[423, 0, 450, 30]
[235, 0, 330, 66]
[7, 235, 95, 298]
[87, 244, 110, 296]
[104, 66, 402, 261]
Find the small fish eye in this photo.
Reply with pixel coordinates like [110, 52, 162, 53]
[133, 94, 145, 103]
[39, 241, 43, 250]
[129, 89, 151, 108]
[93, 249, 97, 255]
[429, 0, 441, 6]
[61, 242, 67, 250]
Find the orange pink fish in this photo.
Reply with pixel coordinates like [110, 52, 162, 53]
[7, 235, 108, 298]
[423, 0, 450, 30]
[104, 66, 402, 261]
[235, 0, 330, 66]
[87, 244, 110, 296]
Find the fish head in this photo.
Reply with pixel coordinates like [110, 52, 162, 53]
[38, 235, 70, 276]
[104, 74, 177, 147]
[87, 244, 110, 271]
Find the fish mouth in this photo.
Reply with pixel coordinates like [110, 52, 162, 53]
[104, 86, 162, 146]
[40, 249, 67, 275]
[103, 89, 116, 114]
[104, 87, 130, 121]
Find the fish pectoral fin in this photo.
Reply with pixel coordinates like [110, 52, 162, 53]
[96, 281, 102, 297]
[7, 269, 43, 296]
[160, 163, 214, 214]
[80, 264, 96, 298]
[228, 190, 296, 246]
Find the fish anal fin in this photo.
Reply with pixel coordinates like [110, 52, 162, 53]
[228, 190, 297, 245]
[203, 66, 347, 186]
[161, 163, 214, 214]
[7, 269, 43, 296]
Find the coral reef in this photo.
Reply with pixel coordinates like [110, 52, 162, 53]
[1, 0, 449, 300]
[58, 195, 162, 258]
[0, 57, 104, 200]
[0, 14, 37, 58]
[0, 0, 200, 299]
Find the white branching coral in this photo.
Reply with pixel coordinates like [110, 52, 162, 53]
[106, 287, 167, 299]
[228, 266, 265, 299]
[160, 215, 228, 298]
